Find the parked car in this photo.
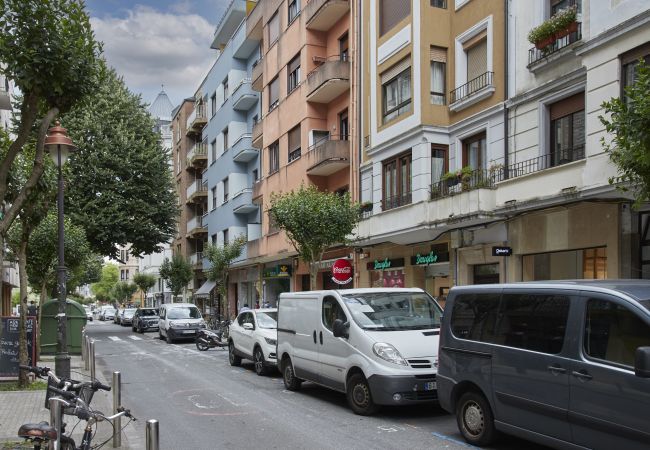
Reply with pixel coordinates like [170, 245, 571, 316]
[438, 280, 650, 449]
[100, 308, 116, 321]
[114, 307, 124, 324]
[229, 308, 278, 375]
[120, 308, 137, 327]
[277, 288, 443, 415]
[158, 303, 206, 343]
[83, 305, 93, 322]
[132, 308, 159, 333]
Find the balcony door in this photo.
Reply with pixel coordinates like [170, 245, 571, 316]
[339, 109, 349, 141]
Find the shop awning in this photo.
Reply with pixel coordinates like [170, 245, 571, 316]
[195, 280, 216, 297]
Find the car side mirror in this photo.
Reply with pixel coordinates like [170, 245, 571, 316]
[333, 319, 349, 339]
[635, 346, 650, 378]
[243, 323, 254, 331]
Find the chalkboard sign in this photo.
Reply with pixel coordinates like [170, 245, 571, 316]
[0, 316, 36, 378]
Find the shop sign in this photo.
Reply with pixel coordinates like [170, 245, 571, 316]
[492, 246, 512, 256]
[411, 251, 439, 266]
[367, 258, 405, 271]
[331, 259, 353, 285]
[263, 264, 292, 278]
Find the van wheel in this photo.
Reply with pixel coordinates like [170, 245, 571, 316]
[166, 332, 173, 344]
[229, 341, 241, 366]
[456, 391, 497, 446]
[254, 347, 267, 376]
[346, 373, 379, 415]
[282, 358, 302, 391]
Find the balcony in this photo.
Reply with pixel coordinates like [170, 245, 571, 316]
[305, 135, 350, 176]
[211, 0, 247, 50]
[430, 168, 496, 200]
[245, 0, 263, 42]
[190, 251, 204, 268]
[232, 134, 259, 162]
[231, 78, 258, 111]
[232, 11, 259, 59]
[528, 23, 582, 70]
[247, 238, 260, 259]
[252, 119, 263, 149]
[251, 58, 263, 91]
[490, 146, 586, 183]
[187, 214, 207, 237]
[186, 104, 207, 134]
[186, 179, 208, 203]
[449, 71, 495, 112]
[305, 0, 349, 31]
[186, 142, 207, 168]
[252, 179, 263, 200]
[306, 59, 350, 103]
[231, 188, 258, 214]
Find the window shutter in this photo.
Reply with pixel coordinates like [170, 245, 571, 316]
[550, 92, 585, 120]
[269, 77, 279, 104]
[466, 39, 487, 81]
[288, 126, 301, 151]
[288, 54, 300, 73]
[381, 57, 411, 84]
[380, 0, 411, 36]
[462, 30, 487, 51]
[268, 12, 279, 43]
[430, 46, 447, 63]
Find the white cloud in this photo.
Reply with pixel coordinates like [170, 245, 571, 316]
[91, 5, 216, 106]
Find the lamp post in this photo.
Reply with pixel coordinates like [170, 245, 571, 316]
[44, 121, 76, 379]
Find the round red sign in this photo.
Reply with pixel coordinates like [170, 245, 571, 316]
[331, 259, 353, 285]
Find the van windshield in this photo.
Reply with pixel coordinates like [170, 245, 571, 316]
[167, 307, 201, 320]
[641, 300, 650, 312]
[341, 292, 442, 330]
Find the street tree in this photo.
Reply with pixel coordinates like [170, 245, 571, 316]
[159, 255, 193, 301]
[62, 62, 178, 259]
[91, 264, 119, 304]
[112, 282, 138, 305]
[268, 184, 360, 289]
[133, 272, 156, 306]
[204, 235, 246, 318]
[600, 59, 650, 208]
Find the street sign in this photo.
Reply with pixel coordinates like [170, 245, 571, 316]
[492, 246, 512, 256]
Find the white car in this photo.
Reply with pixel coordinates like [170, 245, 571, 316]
[228, 308, 278, 376]
[83, 306, 93, 321]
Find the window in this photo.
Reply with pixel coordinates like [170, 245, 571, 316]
[322, 296, 348, 332]
[551, 0, 581, 16]
[550, 92, 585, 166]
[382, 63, 411, 124]
[466, 32, 488, 82]
[430, 46, 447, 105]
[620, 42, 650, 102]
[223, 177, 229, 203]
[223, 229, 229, 246]
[431, 0, 447, 8]
[473, 263, 499, 284]
[268, 11, 280, 45]
[287, 53, 300, 93]
[121, 270, 125, 281]
[223, 127, 229, 152]
[211, 233, 217, 245]
[462, 132, 486, 170]
[268, 211, 279, 234]
[210, 139, 217, 162]
[268, 77, 279, 111]
[584, 298, 650, 367]
[211, 93, 217, 116]
[126, 269, 130, 280]
[339, 33, 349, 62]
[431, 145, 448, 184]
[339, 109, 349, 141]
[451, 293, 500, 342]
[288, 125, 301, 162]
[252, 169, 259, 182]
[523, 247, 607, 281]
[268, 140, 279, 174]
[379, 0, 410, 36]
[382, 152, 412, 210]
[211, 187, 217, 209]
[583, 247, 607, 279]
[288, 0, 299, 23]
[120, 250, 125, 261]
[222, 77, 229, 102]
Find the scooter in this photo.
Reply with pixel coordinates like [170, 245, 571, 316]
[195, 329, 227, 351]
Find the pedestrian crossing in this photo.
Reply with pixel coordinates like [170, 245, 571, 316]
[107, 335, 143, 341]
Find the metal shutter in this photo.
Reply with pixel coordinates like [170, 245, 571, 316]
[288, 125, 301, 152]
[466, 39, 487, 81]
[381, 57, 411, 84]
[380, 0, 411, 36]
[430, 46, 447, 63]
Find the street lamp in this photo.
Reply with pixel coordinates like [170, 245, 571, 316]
[44, 121, 76, 379]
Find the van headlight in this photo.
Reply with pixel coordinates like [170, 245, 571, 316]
[199, 320, 206, 328]
[372, 343, 407, 366]
[264, 337, 276, 345]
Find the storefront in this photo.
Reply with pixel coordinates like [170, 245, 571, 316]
[262, 261, 292, 306]
[231, 267, 261, 311]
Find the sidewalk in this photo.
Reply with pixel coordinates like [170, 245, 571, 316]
[0, 355, 133, 449]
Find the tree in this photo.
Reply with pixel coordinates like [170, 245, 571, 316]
[112, 282, 138, 305]
[62, 62, 178, 259]
[133, 272, 156, 307]
[204, 236, 246, 318]
[91, 264, 119, 303]
[268, 184, 360, 290]
[600, 60, 650, 208]
[159, 255, 193, 301]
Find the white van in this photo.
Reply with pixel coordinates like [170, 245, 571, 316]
[277, 288, 443, 415]
[158, 303, 205, 343]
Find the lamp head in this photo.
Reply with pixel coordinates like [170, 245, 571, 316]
[45, 121, 76, 166]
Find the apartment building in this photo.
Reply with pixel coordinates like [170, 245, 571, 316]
[236, 0, 354, 306]
[356, 0, 506, 298]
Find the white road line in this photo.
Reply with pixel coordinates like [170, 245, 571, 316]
[128, 335, 142, 341]
[108, 336, 121, 341]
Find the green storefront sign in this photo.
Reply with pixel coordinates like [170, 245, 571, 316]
[374, 258, 391, 270]
[413, 251, 438, 266]
[263, 264, 292, 278]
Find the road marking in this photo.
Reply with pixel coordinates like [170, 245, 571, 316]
[431, 432, 478, 448]
[108, 336, 121, 341]
[128, 336, 142, 340]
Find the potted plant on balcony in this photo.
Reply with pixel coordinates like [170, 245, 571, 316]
[359, 201, 373, 214]
[527, 5, 578, 50]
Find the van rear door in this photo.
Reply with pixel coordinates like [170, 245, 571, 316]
[318, 295, 351, 391]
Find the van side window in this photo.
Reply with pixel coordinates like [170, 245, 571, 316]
[495, 294, 569, 354]
[584, 299, 650, 367]
[322, 296, 347, 332]
[450, 293, 500, 342]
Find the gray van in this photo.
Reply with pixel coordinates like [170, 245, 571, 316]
[438, 280, 650, 449]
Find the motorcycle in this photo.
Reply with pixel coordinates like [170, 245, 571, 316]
[195, 328, 227, 351]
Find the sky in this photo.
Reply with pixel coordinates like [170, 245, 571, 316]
[85, 0, 229, 110]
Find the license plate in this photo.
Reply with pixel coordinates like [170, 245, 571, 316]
[183, 330, 196, 334]
[424, 382, 437, 391]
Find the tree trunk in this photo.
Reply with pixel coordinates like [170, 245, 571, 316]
[309, 261, 317, 291]
[17, 240, 28, 388]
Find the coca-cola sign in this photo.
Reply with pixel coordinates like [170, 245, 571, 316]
[331, 259, 353, 285]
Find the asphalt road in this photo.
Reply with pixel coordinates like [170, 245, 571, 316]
[86, 320, 549, 450]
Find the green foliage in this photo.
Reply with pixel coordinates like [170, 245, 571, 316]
[91, 264, 119, 302]
[599, 60, 650, 208]
[268, 184, 359, 289]
[133, 272, 156, 300]
[159, 254, 193, 297]
[112, 281, 138, 304]
[527, 6, 577, 45]
[204, 236, 246, 313]
[62, 62, 178, 259]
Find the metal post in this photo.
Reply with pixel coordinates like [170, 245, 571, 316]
[113, 371, 121, 448]
[90, 340, 96, 381]
[54, 145, 70, 379]
[81, 330, 86, 362]
[49, 397, 62, 450]
[145, 419, 160, 450]
[84, 336, 89, 371]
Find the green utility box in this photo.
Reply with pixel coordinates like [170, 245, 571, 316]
[40, 299, 87, 355]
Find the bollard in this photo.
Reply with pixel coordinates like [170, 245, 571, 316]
[90, 340, 96, 381]
[113, 371, 121, 448]
[84, 336, 90, 371]
[145, 419, 160, 450]
[81, 330, 86, 363]
[49, 397, 62, 450]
